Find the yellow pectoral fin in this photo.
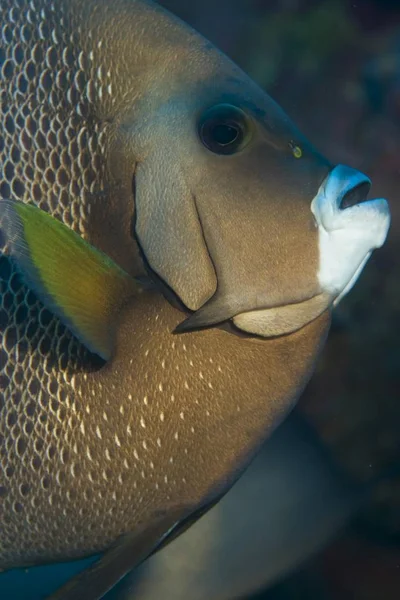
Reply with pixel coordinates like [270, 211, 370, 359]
[0, 200, 138, 360]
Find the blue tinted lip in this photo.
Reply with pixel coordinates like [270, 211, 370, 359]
[315, 165, 390, 234]
[323, 165, 372, 209]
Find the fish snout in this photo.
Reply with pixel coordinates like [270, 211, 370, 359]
[311, 164, 391, 304]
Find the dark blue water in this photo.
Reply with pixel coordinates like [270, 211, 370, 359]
[0, 558, 95, 599]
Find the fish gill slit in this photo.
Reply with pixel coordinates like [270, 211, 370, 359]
[130, 162, 139, 239]
[191, 192, 218, 282]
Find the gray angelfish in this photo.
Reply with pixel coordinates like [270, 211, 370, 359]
[0, 0, 390, 598]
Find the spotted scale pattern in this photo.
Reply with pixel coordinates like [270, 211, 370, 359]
[0, 0, 116, 566]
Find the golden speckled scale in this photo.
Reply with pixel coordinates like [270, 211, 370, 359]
[0, 0, 134, 568]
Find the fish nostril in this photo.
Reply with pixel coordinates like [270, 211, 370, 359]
[340, 181, 371, 210]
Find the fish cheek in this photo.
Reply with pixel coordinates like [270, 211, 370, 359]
[191, 149, 321, 317]
[133, 151, 217, 311]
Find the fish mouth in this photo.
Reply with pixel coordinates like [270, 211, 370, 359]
[339, 180, 371, 210]
[311, 165, 391, 303]
[316, 165, 389, 224]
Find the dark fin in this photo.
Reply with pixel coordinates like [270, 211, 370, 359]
[0, 200, 138, 360]
[46, 508, 188, 600]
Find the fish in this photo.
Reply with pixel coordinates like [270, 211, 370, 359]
[0, 0, 391, 598]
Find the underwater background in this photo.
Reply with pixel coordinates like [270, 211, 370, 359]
[0, 0, 399, 598]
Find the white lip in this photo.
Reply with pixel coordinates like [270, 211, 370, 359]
[311, 164, 391, 303]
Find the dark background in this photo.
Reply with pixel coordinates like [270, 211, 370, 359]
[158, 0, 400, 598]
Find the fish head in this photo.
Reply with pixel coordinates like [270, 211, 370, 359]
[130, 51, 391, 337]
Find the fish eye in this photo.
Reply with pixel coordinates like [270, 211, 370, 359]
[198, 104, 251, 155]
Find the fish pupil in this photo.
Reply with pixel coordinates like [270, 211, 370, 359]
[211, 123, 239, 146]
[198, 104, 249, 155]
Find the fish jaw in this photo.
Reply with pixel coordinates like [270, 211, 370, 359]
[232, 165, 390, 338]
[311, 164, 391, 304]
[232, 293, 331, 337]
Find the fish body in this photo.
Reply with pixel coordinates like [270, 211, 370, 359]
[0, 231, 330, 566]
[0, 0, 390, 595]
[0, 415, 361, 600]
